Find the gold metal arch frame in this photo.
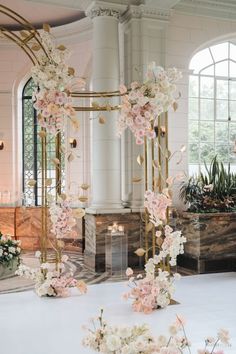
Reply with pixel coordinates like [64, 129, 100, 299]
[0, 5, 170, 267]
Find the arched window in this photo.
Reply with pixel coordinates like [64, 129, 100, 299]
[189, 41, 236, 175]
[22, 78, 65, 205]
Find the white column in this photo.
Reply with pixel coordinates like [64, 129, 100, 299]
[86, 3, 125, 211]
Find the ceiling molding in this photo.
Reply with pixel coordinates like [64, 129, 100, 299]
[121, 4, 171, 23]
[175, 0, 236, 20]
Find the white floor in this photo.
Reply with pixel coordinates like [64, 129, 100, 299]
[0, 273, 236, 354]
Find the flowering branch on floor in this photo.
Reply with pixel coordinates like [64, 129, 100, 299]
[16, 254, 87, 297]
[82, 309, 230, 354]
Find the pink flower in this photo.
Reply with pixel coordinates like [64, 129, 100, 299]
[126, 267, 134, 277]
[119, 84, 127, 94]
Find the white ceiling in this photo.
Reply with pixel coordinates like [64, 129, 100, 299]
[1, 0, 236, 30]
[0, 0, 84, 29]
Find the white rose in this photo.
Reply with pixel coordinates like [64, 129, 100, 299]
[106, 335, 121, 351]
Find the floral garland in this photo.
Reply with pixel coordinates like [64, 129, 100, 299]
[0, 232, 21, 267]
[31, 28, 84, 134]
[16, 253, 87, 297]
[49, 195, 85, 239]
[83, 309, 230, 353]
[118, 63, 182, 144]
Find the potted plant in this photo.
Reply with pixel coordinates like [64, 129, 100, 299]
[0, 232, 21, 279]
[179, 156, 236, 273]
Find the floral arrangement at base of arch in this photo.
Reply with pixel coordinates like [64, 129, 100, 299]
[82, 309, 230, 354]
[16, 252, 87, 298]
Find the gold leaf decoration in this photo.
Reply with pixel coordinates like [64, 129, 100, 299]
[80, 183, 90, 190]
[134, 248, 146, 257]
[67, 153, 75, 162]
[45, 178, 52, 186]
[99, 116, 106, 124]
[92, 101, 99, 108]
[68, 67, 75, 76]
[51, 158, 60, 165]
[132, 177, 142, 183]
[137, 155, 144, 166]
[152, 160, 159, 169]
[60, 193, 67, 201]
[146, 222, 154, 233]
[57, 44, 66, 51]
[79, 196, 88, 203]
[20, 30, 28, 38]
[27, 179, 36, 187]
[57, 240, 65, 248]
[31, 44, 41, 51]
[106, 104, 112, 111]
[73, 208, 85, 219]
[71, 117, 80, 131]
[173, 101, 178, 112]
[43, 23, 51, 33]
[38, 130, 46, 139]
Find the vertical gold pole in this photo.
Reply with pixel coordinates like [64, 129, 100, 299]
[151, 135, 156, 257]
[56, 133, 62, 198]
[144, 137, 149, 263]
[165, 112, 169, 223]
[55, 133, 62, 268]
[41, 128, 47, 264]
[158, 116, 162, 193]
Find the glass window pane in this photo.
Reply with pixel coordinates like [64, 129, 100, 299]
[229, 61, 236, 78]
[216, 99, 228, 120]
[216, 79, 228, 99]
[189, 121, 199, 141]
[200, 99, 214, 120]
[215, 122, 228, 142]
[215, 61, 229, 77]
[189, 98, 198, 119]
[230, 101, 236, 120]
[210, 42, 229, 62]
[229, 144, 236, 163]
[201, 66, 214, 76]
[200, 143, 215, 163]
[230, 81, 236, 100]
[189, 75, 199, 97]
[215, 145, 229, 163]
[230, 43, 236, 61]
[200, 77, 214, 98]
[189, 48, 213, 74]
[200, 121, 214, 142]
[229, 123, 236, 142]
[189, 143, 199, 163]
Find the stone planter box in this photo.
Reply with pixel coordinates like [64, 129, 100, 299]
[178, 211, 236, 273]
[0, 258, 19, 280]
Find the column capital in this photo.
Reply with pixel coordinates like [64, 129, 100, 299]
[121, 4, 172, 23]
[86, 1, 127, 20]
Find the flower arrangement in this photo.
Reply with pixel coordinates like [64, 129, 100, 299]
[49, 195, 85, 239]
[124, 260, 181, 314]
[31, 26, 84, 134]
[0, 232, 21, 267]
[83, 309, 230, 354]
[16, 252, 87, 297]
[118, 63, 182, 144]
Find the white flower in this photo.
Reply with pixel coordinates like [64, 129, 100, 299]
[106, 335, 121, 351]
[35, 251, 41, 258]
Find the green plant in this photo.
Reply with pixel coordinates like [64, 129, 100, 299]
[180, 156, 236, 213]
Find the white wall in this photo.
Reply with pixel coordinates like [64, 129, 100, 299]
[1, 8, 236, 209]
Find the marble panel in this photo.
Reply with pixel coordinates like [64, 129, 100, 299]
[0, 207, 15, 236]
[179, 212, 236, 273]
